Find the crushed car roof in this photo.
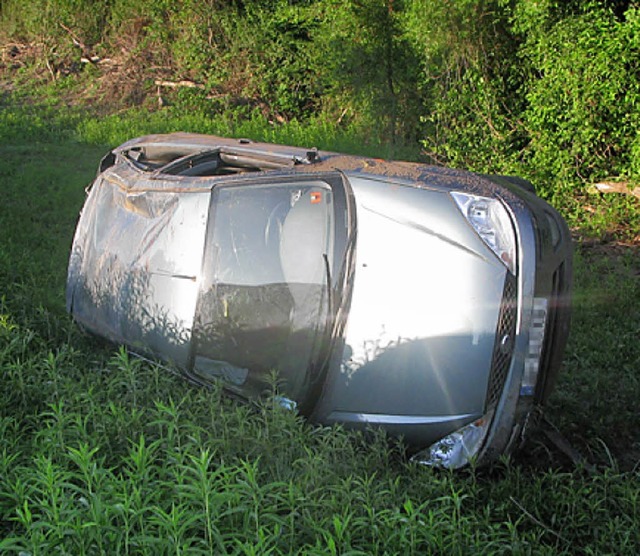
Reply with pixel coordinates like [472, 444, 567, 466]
[112, 132, 519, 198]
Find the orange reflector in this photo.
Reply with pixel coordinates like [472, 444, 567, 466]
[310, 192, 322, 204]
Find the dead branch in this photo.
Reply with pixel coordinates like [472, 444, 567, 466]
[59, 22, 84, 50]
[541, 415, 596, 474]
[154, 79, 205, 90]
[81, 56, 102, 64]
[59, 22, 101, 64]
[45, 57, 56, 81]
[509, 497, 570, 545]
[591, 180, 640, 200]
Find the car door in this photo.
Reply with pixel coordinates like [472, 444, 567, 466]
[188, 172, 355, 411]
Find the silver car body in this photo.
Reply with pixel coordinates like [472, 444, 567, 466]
[67, 133, 572, 467]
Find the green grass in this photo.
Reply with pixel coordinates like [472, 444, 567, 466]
[546, 247, 640, 470]
[0, 103, 639, 554]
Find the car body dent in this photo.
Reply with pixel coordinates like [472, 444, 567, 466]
[67, 171, 211, 367]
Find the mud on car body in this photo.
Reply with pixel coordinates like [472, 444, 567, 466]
[67, 133, 572, 468]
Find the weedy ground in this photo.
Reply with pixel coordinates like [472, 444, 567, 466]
[0, 102, 638, 554]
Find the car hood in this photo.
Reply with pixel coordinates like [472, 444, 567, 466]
[319, 176, 508, 426]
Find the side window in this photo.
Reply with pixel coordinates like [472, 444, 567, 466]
[191, 179, 337, 399]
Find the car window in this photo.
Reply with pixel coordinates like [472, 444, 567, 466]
[192, 180, 336, 400]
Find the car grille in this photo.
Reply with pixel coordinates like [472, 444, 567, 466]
[486, 273, 517, 411]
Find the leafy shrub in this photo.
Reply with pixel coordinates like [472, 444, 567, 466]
[313, 0, 422, 143]
[518, 4, 640, 195]
[0, 0, 111, 75]
[2, 0, 640, 200]
[403, 0, 526, 172]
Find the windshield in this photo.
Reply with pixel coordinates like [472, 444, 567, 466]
[192, 180, 340, 401]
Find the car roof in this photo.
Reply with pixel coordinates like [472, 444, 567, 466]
[113, 132, 514, 198]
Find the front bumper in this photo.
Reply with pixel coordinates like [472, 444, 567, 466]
[474, 196, 573, 465]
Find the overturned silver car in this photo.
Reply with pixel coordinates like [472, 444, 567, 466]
[67, 133, 572, 468]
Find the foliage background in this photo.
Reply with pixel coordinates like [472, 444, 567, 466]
[1, 0, 640, 208]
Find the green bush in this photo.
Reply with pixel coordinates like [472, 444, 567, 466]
[518, 4, 640, 195]
[0, 0, 111, 61]
[403, 0, 526, 171]
[2, 0, 640, 200]
[314, 0, 422, 143]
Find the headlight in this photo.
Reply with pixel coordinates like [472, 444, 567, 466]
[451, 192, 516, 274]
[410, 410, 494, 469]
